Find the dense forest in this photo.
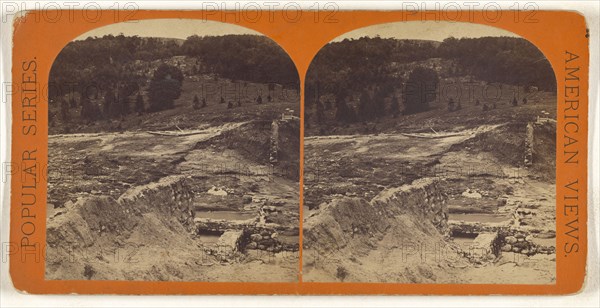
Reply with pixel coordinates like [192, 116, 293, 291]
[437, 36, 555, 90]
[180, 35, 298, 86]
[305, 36, 556, 123]
[49, 34, 299, 101]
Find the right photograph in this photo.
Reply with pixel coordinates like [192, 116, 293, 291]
[302, 21, 557, 284]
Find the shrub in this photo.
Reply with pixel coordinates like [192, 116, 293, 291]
[404, 67, 439, 114]
[148, 64, 183, 112]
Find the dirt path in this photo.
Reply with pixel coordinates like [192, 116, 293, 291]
[49, 122, 248, 157]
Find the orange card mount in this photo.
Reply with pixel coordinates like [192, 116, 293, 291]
[9, 10, 588, 294]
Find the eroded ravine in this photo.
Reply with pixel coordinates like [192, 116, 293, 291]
[302, 121, 556, 283]
[46, 119, 300, 281]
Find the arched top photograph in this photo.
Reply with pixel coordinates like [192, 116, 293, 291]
[46, 18, 301, 283]
[303, 20, 557, 285]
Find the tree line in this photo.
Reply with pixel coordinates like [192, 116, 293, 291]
[50, 34, 298, 100]
[49, 34, 299, 125]
[305, 36, 556, 125]
[180, 35, 298, 86]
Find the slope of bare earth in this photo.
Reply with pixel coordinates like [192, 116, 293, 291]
[47, 113, 300, 281]
[303, 91, 556, 284]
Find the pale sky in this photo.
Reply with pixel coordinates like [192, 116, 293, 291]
[74, 19, 262, 40]
[333, 21, 519, 42]
[75, 19, 518, 42]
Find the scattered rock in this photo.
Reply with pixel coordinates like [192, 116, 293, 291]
[461, 189, 482, 199]
[207, 186, 228, 196]
[271, 200, 286, 207]
[242, 195, 253, 204]
[263, 206, 277, 212]
[250, 233, 262, 242]
[537, 231, 556, 239]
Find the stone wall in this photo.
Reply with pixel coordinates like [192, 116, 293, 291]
[524, 122, 534, 166]
[118, 175, 196, 229]
[450, 222, 556, 256]
[194, 219, 300, 253]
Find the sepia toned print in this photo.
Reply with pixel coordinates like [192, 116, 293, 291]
[303, 21, 557, 284]
[45, 19, 300, 282]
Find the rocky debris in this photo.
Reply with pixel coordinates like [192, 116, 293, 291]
[501, 232, 555, 255]
[207, 186, 228, 196]
[305, 178, 449, 254]
[461, 189, 482, 199]
[254, 237, 278, 252]
[453, 228, 555, 260]
[537, 230, 556, 239]
[193, 212, 299, 262]
[244, 229, 297, 253]
[450, 221, 504, 237]
[252, 196, 267, 203]
[242, 195, 253, 204]
[195, 218, 299, 254]
[250, 233, 263, 242]
[194, 218, 250, 234]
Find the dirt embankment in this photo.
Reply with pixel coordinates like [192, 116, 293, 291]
[531, 121, 556, 182]
[193, 118, 300, 181]
[46, 176, 198, 280]
[303, 178, 456, 283]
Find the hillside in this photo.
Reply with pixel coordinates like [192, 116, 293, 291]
[49, 34, 299, 134]
[305, 36, 556, 136]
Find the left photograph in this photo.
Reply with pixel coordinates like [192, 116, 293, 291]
[45, 19, 301, 282]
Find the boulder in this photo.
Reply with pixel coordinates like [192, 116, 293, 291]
[216, 230, 243, 255]
[473, 233, 498, 252]
[250, 233, 262, 242]
[465, 232, 500, 261]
